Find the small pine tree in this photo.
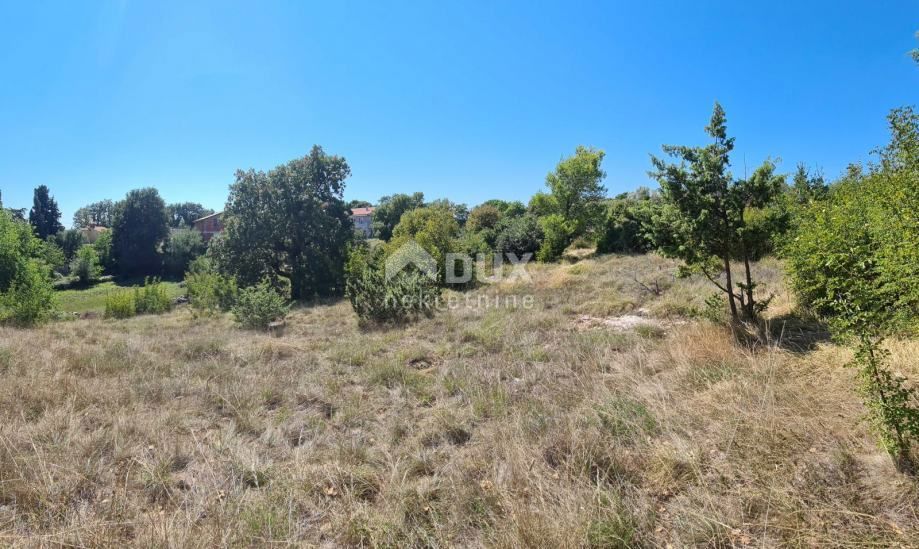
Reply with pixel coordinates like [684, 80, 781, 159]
[650, 103, 786, 323]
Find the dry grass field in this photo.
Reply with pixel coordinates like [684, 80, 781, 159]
[1, 254, 917, 547]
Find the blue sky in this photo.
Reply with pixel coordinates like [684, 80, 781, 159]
[1, 1, 917, 226]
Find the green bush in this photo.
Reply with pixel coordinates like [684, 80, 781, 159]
[494, 214, 543, 258]
[232, 280, 289, 330]
[595, 198, 659, 254]
[185, 258, 238, 313]
[0, 210, 57, 326]
[785, 107, 919, 470]
[346, 244, 441, 325]
[104, 290, 136, 319]
[0, 260, 56, 326]
[134, 278, 172, 314]
[785, 115, 919, 334]
[536, 214, 570, 262]
[386, 206, 460, 284]
[70, 244, 101, 285]
[52, 229, 86, 261]
[93, 230, 115, 273]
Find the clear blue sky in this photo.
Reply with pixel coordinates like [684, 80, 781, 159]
[1, 1, 917, 227]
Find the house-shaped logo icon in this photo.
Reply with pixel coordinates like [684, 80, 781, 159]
[385, 239, 438, 281]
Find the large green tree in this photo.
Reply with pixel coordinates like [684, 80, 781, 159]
[111, 188, 170, 276]
[211, 146, 353, 299]
[29, 185, 63, 239]
[372, 192, 425, 241]
[650, 103, 786, 322]
[531, 146, 607, 260]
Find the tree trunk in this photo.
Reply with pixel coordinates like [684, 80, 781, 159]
[742, 252, 755, 321]
[723, 255, 739, 323]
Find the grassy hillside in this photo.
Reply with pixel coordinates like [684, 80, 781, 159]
[1, 255, 916, 546]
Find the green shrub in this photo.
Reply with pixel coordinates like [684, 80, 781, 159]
[348, 267, 440, 325]
[850, 336, 919, 471]
[134, 278, 172, 314]
[595, 198, 658, 254]
[185, 257, 237, 313]
[104, 290, 136, 319]
[494, 214, 543, 258]
[386, 206, 460, 284]
[93, 229, 115, 273]
[232, 280, 289, 330]
[786, 109, 919, 334]
[70, 244, 101, 285]
[0, 260, 56, 326]
[785, 107, 919, 470]
[536, 214, 570, 262]
[346, 244, 441, 325]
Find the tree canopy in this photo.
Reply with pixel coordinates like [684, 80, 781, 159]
[790, 164, 828, 205]
[531, 146, 607, 261]
[166, 202, 215, 228]
[372, 192, 425, 241]
[73, 199, 115, 228]
[111, 188, 170, 276]
[211, 146, 353, 299]
[386, 205, 460, 285]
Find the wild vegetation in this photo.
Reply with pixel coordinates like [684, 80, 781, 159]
[1, 254, 917, 546]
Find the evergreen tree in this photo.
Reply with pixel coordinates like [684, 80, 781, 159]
[790, 164, 828, 204]
[28, 185, 63, 239]
[532, 146, 607, 261]
[650, 103, 786, 322]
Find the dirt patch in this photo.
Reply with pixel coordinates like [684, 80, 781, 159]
[575, 310, 685, 332]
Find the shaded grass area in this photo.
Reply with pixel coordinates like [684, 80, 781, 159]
[0, 254, 916, 546]
[54, 278, 184, 314]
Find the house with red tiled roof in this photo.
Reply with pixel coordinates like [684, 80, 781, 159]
[350, 207, 375, 237]
[193, 211, 224, 242]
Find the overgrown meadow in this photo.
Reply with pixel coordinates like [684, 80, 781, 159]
[2, 254, 917, 547]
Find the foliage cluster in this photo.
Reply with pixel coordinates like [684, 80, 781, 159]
[185, 257, 238, 314]
[0, 209, 56, 325]
[232, 280, 289, 330]
[345, 243, 441, 325]
[786, 107, 919, 469]
[104, 278, 173, 319]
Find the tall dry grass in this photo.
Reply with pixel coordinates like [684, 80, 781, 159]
[0, 254, 915, 547]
